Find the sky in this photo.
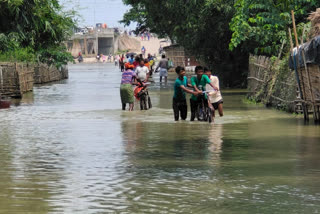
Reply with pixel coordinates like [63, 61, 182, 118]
[60, 0, 136, 29]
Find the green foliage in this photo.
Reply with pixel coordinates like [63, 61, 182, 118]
[37, 46, 74, 68]
[121, 0, 248, 87]
[0, 33, 20, 51]
[229, 0, 320, 55]
[243, 97, 264, 106]
[116, 50, 129, 55]
[0, 0, 76, 50]
[121, 0, 235, 57]
[0, 47, 35, 63]
[0, 0, 77, 66]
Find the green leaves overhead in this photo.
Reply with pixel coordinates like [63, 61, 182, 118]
[122, 0, 250, 87]
[121, 0, 235, 58]
[123, 0, 320, 58]
[0, 0, 76, 51]
[0, 0, 76, 66]
[229, 0, 320, 55]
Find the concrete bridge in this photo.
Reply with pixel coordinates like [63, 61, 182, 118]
[67, 28, 115, 57]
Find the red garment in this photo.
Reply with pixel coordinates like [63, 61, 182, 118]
[144, 62, 150, 70]
[134, 86, 143, 100]
[125, 62, 134, 69]
[119, 57, 125, 66]
[133, 61, 139, 68]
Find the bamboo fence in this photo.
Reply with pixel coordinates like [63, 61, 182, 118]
[249, 54, 320, 122]
[0, 62, 34, 98]
[248, 55, 297, 112]
[296, 64, 320, 121]
[34, 64, 68, 84]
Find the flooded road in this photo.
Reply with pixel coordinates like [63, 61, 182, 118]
[0, 63, 319, 213]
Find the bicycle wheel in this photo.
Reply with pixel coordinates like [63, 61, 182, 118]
[140, 98, 143, 110]
[207, 107, 212, 123]
[140, 95, 145, 110]
[196, 105, 201, 121]
[148, 94, 152, 109]
[143, 96, 147, 110]
[203, 105, 208, 122]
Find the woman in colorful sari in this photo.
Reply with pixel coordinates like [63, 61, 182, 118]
[120, 62, 137, 111]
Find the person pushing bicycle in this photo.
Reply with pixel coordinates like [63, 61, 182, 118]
[204, 67, 223, 121]
[190, 66, 219, 121]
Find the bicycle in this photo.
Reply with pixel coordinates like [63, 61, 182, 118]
[196, 92, 213, 123]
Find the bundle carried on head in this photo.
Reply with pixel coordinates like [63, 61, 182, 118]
[308, 8, 320, 38]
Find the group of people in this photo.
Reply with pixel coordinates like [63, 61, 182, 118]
[118, 53, 155, 73]
[119, 53, 224, 122]
[140, 32, 153, 41]
[96, 53, 113, 63]
[173, 65, 223, 122]
[119, 53, 156, 111]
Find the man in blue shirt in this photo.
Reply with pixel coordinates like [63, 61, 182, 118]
[128, 55, 135, 64]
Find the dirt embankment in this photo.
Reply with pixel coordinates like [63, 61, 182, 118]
[116, 34, 171, 56]
[117, 34, 141, 52]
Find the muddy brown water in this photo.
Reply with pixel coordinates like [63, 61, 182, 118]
[0, 63, 319, 213]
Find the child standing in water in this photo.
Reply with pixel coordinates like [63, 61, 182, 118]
[204, 67, 223, 119]
[173, 66, 201, 121]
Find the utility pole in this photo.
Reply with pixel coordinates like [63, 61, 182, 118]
[94, 0, 98, 55]
[93, 0, 96, 26]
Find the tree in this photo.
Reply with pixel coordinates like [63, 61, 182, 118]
[122, 0, 249, 87]
[0, 0, 75, 50]
[229, 0, 320, 55]
[0, 0, 76, 66]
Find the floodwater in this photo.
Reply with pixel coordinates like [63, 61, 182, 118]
[0, 63, 319, 214]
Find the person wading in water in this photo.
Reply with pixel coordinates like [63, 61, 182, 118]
[120, 62, 138, 111]
[156, 54, 169, 83]
[190, 66, 219, 121]
[172, 66, 201, 121]
[204, 67, 223, 120]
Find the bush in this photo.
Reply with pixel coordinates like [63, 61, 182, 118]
[0, 47, 35, 63]
[36, 46, 74, 68]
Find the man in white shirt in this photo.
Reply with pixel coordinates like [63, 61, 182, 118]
[205, 67, 223, 118]
[135, 59, 149, 82]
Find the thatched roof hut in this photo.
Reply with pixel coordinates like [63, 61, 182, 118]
[308, 8, 320, 38]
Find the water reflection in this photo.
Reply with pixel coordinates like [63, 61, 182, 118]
[0, 118, 67, 213]
[208, 124, 223, 163]
[11, 91, 34, 106]
[0, 64, 319, 213]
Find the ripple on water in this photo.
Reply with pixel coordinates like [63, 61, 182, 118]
[0, 64, 319, 213]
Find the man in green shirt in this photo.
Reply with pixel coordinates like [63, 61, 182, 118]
[190, 66, 219, 121]
[173, 66, 201, 121]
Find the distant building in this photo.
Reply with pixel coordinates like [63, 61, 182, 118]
[163, 45, 200, 67]
[66, 28, 115, 57]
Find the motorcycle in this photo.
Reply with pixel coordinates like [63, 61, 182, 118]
[78, 55, 83, 63]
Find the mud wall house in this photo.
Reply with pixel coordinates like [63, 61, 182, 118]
[248, 8, 320, 122]
[289, 35, 320, 121]
[163, 45, 200, 68]
[248, 35, 320, 122]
